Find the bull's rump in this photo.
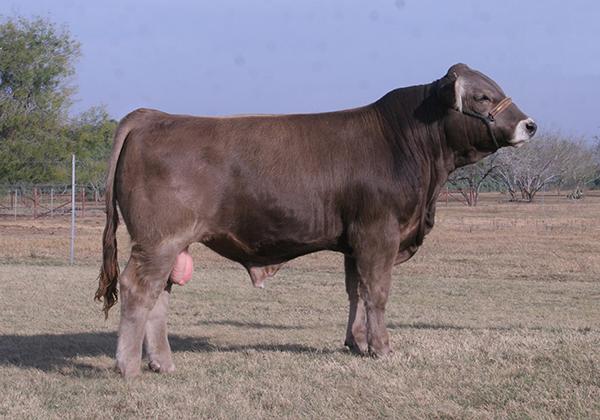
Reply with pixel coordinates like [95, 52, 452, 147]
[114, 109, 386, 263]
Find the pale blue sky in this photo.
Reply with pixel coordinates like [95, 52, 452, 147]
[3, 0, 599, 139]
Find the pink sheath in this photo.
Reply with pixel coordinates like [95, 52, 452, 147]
[170, 251, 193, 285]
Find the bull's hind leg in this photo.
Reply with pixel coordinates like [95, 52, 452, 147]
[116, 244, 179, 378]
[144, 285, 175, 373]
[344, 256, 368, 354]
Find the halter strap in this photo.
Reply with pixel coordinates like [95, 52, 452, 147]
[489, 97, 512, 121]
[461, 97, 512, 149]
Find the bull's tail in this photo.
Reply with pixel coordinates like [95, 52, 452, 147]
[95, 187, 120, 319]
[95, 111, 141, 318]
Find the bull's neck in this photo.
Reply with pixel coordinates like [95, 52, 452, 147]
[371, 83, 455, 192]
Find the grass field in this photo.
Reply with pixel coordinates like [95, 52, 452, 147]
[1, 193, 599, 418]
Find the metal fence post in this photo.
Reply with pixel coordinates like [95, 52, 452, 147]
[13, 190, 17, 220]
[33, 187, 38, 219]
[81, 186, 86, 218]
[70, 154, 76, 265]
[50, 188, 54, 218]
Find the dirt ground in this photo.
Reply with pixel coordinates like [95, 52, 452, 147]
[0, 192, 599, 418]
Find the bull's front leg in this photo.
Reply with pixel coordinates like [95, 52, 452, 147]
[357, 258, 394, 356]
[347, 220, 399, 357]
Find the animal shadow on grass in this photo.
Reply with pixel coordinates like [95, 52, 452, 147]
[385, 322, 584, 333]
[195, 319, 305, 330]
[0, 330, 335, 374]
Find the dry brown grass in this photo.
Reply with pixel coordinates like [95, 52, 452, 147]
[1, 193, 599, 418]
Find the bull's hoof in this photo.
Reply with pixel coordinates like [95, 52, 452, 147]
[148, 360, 176, 374]
[368, 344, 393, 358]
[344, 338, 369, 356]
[115, 361, 142, 379]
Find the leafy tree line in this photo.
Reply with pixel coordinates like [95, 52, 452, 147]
[0, 16, 117, 190]
[448, 133, 600, 205]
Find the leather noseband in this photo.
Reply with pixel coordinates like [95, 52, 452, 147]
[461, 96, 512, 149]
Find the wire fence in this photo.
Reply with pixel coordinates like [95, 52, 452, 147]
[1, 183, 597, 219]
[0, 184, 105, 219]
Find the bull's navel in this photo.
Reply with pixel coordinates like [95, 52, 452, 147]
[170, 250, 193, 285]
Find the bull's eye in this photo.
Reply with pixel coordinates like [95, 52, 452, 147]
[474, 94, 491, 103]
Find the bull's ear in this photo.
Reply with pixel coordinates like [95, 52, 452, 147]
[437, 70, 464, 112]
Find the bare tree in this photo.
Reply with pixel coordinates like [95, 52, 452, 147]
[560, 137, 599, 199]
[494, 133, 572, 202]
[447, 132, 600, 203]
[448, 155, 498, 206]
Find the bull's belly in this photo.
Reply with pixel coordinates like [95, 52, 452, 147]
[202, 232, 336, 266]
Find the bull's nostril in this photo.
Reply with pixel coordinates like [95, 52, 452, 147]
[525, 120, 537, 136]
